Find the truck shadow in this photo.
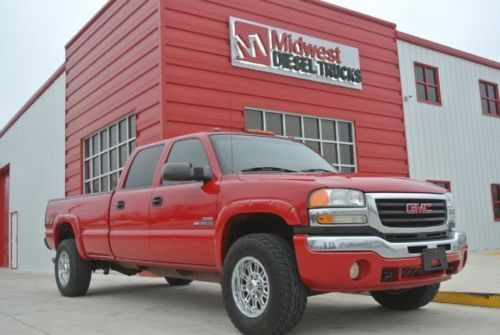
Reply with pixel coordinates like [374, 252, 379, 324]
[83, 277, 450, 334]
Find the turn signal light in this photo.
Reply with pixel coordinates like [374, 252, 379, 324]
[309, 190, 330, 208]
[315, 214, 367, 225]
[315, 214, 334, 224]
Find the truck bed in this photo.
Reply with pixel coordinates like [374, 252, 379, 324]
[45, 192, 114, 259]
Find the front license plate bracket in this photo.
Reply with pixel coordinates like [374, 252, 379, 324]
[422, 247, 447, 271]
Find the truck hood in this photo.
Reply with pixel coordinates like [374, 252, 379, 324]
[237, 173, 447, 194]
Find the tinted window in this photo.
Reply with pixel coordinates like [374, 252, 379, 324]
[321, 120, 335, 141]
[304, 117, 319, 139]
[415, 65, 424, 82]
[285, 115, 301, 137]
[266, 112, 283, 135]
[245, 109, 263, 130]
[124, 145, 164, 188]
[166, 139, 210, 169]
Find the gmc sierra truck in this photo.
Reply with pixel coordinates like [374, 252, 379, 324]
[45, 131, 467, 335]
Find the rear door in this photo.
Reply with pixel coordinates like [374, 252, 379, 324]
[109, 144, 164, 261]
[149, 138, 219, 266]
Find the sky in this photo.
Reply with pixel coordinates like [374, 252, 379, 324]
[0, 0, 499, 130]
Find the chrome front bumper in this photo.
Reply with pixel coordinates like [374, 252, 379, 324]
[307, 231, 467, 259]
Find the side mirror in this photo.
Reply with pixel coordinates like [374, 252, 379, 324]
[162, 162, 213, 182]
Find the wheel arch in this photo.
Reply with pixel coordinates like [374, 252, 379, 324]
[215, 199, 302, 270]
[53, 215, 88, 259]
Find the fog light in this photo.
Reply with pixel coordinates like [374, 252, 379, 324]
[349, 262, 360, 279]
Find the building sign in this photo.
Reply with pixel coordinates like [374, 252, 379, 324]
[229, 17, 362, 89]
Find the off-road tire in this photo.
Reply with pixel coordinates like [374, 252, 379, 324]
[55, 239, 92, 297]
[165, 277, 193, 286]
[370, 283, 440, 310]
[222, 234, 307, 335]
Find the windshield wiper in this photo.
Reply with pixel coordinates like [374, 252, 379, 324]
[299, 168, 333, 172]
[241, 166, 297, 173]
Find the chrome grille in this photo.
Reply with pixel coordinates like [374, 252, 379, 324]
[375, 199, 447, 228]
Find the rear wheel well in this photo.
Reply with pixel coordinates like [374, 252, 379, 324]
[222, 213, 293, 264]
[57, 223, 75, 246]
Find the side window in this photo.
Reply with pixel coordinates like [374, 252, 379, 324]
[163, 139, 210, 185]
[124, 145, 164, 189]
[166, 139, 210, 168]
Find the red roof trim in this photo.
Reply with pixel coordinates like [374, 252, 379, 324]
[65, 0, 116, 49]
[0, 64, 65, 138]
[305, 0, 396, 28]
[397, 31, 500, 71]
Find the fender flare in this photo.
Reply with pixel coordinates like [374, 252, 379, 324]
[53, 214, 89, 260]
[214, 199, 302, 270]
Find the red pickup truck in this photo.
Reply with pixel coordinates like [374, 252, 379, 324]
[45, 131, 467, 335]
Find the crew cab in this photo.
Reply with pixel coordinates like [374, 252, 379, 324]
[45, 131, 467, 335]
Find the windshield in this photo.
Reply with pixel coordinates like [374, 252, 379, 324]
[210, 134, 337, 174]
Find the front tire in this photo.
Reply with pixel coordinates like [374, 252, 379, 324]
[222, 234, 307, 335]
[370, 283, 440, 310]
[55, 239, 92, 297]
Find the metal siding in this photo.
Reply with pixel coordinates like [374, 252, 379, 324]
[65, 0, 162, 196]
[0, 75, 66, 271]
[161, 0, 408, 176]
[398, 39, 500, 250]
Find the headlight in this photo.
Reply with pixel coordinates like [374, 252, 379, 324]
[445, 192, 456, 229]
[445, 192, 454, 207]
[309, 189, 365, 208]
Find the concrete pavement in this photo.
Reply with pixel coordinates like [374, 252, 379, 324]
[439, 250, 500, 293]
[435, 249, 500, 308]
[1, 269, 499, 335]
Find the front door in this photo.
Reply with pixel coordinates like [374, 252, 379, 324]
[149, 138, 218, 266]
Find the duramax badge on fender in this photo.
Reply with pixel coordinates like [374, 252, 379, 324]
[45, 130, 467, 335]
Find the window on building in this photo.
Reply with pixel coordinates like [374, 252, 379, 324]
[124, 145, 164, 189]
[83, 115, 136, 194]
[427, 180, 451, 192]
[479, 81, 499, 117]
[414, 63, 441, 105]
[492, 184, 500, 221]
[244, 109, 356, 172]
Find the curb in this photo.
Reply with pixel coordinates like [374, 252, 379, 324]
[433, 292, 500, 308]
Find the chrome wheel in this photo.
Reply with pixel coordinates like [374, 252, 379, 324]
[58, 251, 70, 287]
[231, 256, 270, 318]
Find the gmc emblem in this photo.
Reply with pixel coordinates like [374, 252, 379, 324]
[406, 203, 433, 214]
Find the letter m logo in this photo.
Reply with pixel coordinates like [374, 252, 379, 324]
[233, 21, 270, 66]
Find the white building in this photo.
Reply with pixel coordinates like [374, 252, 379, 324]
[398, 32, 500, 250]
[0, 66, 65, 271]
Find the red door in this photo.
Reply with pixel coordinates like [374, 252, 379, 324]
[0, 166, 9, 268]
[149, 138, 218, 266]
[109, 188, 153, 261]
[149, 181, 218, 266]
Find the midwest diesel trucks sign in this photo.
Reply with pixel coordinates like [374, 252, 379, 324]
[229, 17, 362, 89]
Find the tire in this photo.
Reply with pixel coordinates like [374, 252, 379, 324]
[55, 239, 92, 297]
[165, 277, 193, 286]
[222, 234, 307, 335]
[370, 283, 440, 310]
